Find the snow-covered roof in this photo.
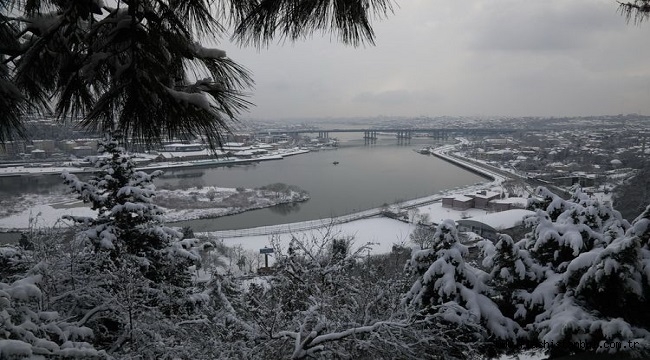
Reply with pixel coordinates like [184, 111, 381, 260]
[158, 149, 228, 159]
[234, 151, 254, 156]
[492, 197, 528, 207]
[459, 209, 535, 230]
[443, 194, 473, 202]
[417, 202, 487, 224]
[471, 191, 501, 199]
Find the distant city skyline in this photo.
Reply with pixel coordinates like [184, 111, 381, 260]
[222, 0, 650, 120]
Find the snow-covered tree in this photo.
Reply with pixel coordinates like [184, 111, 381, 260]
[481, 234, 541, 329]
[0, 0, 392, 147]
[55, 137, 212, 356]
[483, 187, 650, 358]
[545, 204, 650, 357]
[524, 187, 628, 272]
[404, 219, 522, 355]
[62, 138, 196, 281]
[0, 274, 107, 359]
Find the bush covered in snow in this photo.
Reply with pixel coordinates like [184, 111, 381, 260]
[204, 229, 481, 359]
[403, 186, 650, 358]
[482, 187, 650, 358]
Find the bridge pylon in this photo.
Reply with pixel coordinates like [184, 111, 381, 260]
[363, 130, 377, 140]
[396, 130, 412, 139]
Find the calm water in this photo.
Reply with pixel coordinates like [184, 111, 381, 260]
[0, 136, 487, 237]
[162, 137, 486, 231]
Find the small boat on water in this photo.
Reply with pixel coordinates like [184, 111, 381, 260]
[332, 161, 339, 165]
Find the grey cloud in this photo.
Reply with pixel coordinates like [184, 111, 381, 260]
[470, 2, 624, 52]
[353, 89, 438, 105]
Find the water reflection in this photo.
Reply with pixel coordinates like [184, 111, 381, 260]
[268, 202, 304, 216]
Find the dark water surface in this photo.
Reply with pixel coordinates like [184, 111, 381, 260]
[0, 137, 487, 237]
[164, 138, 486, 231]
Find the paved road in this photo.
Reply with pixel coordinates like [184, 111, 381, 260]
[439, 150, 571, 199]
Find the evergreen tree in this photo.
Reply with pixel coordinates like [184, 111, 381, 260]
[523, 187, 627, 273]
[487, 186, 648, 358]
[404, 219, 522, 354]
[59, 137, 211, 356]
[0, 0, 393, 147]
[555, 204, 650, 356]
[0, 7, 27, 143]
[481, 234, 541, 331]
[619, 0, 650, 23]
[62, 138, 196, 285]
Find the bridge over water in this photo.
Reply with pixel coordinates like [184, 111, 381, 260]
[257, 127, 518, 141]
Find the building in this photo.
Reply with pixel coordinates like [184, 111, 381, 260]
[155, 149, 231, 161]
[163, 143, 205, 152]
[456, 209, 535, 241]
[32, 139, 56, 153]
[469, 190, 501, 210]
[0, 141, 27, 159]
[552, 174, 596, 187]
[72, 146, 95, 157]
[442, 195, 474, 211]
[30, 149, 47, 159]
[490, 197, 528, 212]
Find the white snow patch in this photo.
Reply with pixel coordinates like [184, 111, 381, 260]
[215, 217, 415, 261]
[0, 204, 96, 230]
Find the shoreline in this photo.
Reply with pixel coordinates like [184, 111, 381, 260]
[0, 149, 310, 178]
[0, 140, 499, 240]
[200, 140, 507, 238]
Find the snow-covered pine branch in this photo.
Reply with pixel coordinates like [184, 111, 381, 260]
[404, 219, 523, 353]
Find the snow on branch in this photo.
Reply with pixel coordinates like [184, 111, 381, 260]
[276, 321, 406, 359]
[192, 43, 227, 59]
[165, 87, 213, 112]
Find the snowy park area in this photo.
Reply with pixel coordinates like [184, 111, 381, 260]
[215, 217, 417, 260]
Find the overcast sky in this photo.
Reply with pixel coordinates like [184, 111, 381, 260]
[223, 0, 650, 120]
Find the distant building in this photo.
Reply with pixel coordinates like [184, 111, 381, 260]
[226, 133, 253, 144]
[442, 195, 474, 211]
[72, 146, 95, 157]
[30, 149, 46, 159]
[59, 140, 77, 151]
[233, 150, 253, 159]
[163, 143, 205, 152]
[552, 175, 596, 187]
[32, 139, 56, 153]
[156, 149, 230, 161]
[468, 190, 501, 210]
[490, 197, 528, 212]
[457, 209, 535, 241]
[0, 141, 27, 159]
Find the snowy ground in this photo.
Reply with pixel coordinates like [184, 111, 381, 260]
[416, 202, 491, 223]
[217, 217, 416, 257]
